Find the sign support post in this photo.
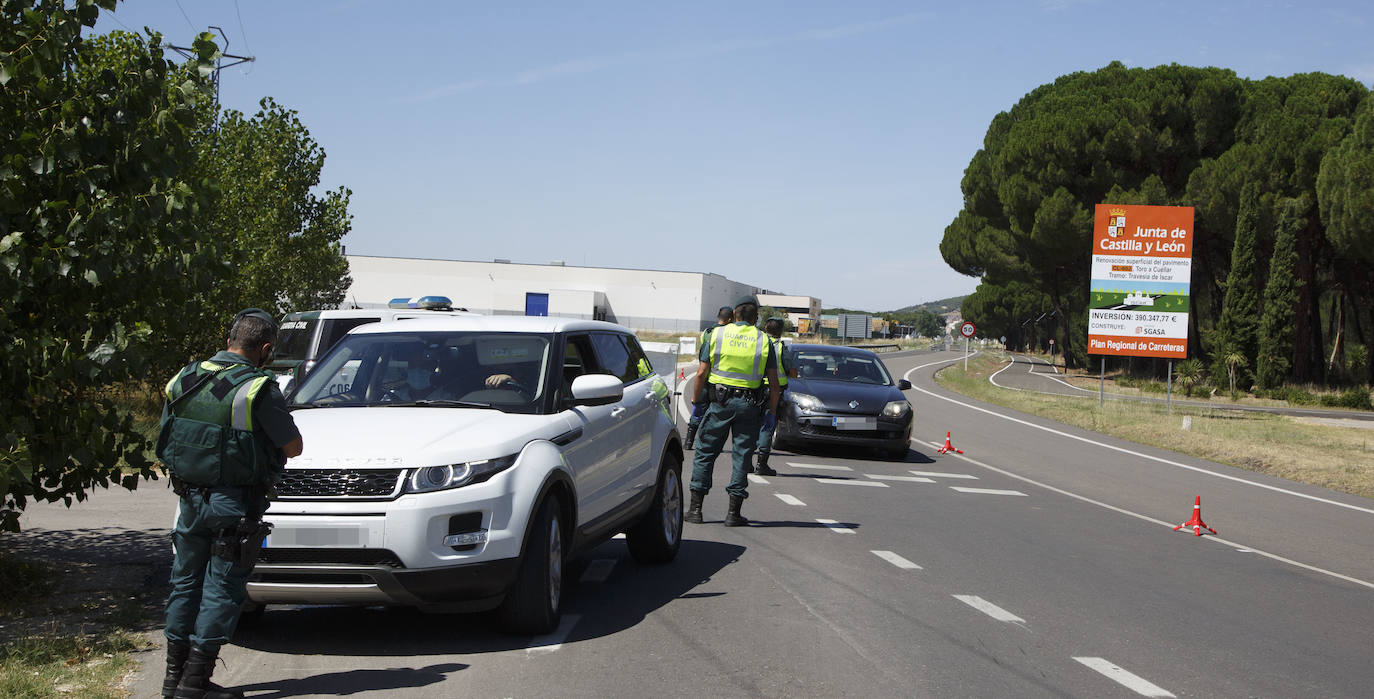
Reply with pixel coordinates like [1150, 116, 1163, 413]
[959, 322, 976, 371]
[1167, 360, 1173, 413]
[1100, 357, 1105, 407]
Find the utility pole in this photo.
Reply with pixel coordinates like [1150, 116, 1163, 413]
[169, 26, 254, 117]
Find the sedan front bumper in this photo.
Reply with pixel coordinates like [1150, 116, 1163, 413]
[777, 408, 912, 450]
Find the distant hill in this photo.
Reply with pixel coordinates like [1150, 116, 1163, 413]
[822, 296, 966, 317]
[889, 295, 965, 315]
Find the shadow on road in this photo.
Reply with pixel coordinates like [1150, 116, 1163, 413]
[772, 443, 936, 464]
[746, 520, 860, 530]
[232, 538, 746, 657]
[233, 663, 467, 698]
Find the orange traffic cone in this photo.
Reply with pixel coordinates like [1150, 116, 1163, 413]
[937, 431, 963, 454]
[678, 369, 685, 380]
[1172, 495, 1217, 536]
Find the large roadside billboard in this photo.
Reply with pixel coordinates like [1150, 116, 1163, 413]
[1087, 204, 1193, 359]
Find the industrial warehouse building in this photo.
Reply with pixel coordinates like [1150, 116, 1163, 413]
[343, 255, 819, 334]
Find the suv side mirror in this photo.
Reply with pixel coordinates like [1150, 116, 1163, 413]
[569, 374, 624, 407]
[897, 379, 912, 390]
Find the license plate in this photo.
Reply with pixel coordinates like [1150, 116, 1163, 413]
[832, 416, 876, 430]
[266, 526, 364, 548]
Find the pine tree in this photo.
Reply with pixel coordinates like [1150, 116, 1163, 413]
[1257, 196, 1305, 389]
[1213, 183, 1262, 390]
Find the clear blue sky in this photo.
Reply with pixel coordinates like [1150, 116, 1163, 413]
[94, 1, 1372, 311]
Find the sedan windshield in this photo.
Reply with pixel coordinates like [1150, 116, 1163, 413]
[290, 331, 553, 414]
[789, 349, 893, 385]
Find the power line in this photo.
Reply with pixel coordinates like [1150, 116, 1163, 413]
[233, 0, 253, 60]
[173, 0, 195, 33]
[168, 26, 255, 119]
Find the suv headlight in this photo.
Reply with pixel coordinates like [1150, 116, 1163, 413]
[789, 392, 823, 413]
[407, 454, 517, 493]
[882, 400, 911, 417]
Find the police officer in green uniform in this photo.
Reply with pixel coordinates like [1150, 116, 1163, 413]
[753, 317, 797, 476]
[685, 297, 780, 526]
[684, 305, 735, 450]
[157, 309, 303, 699]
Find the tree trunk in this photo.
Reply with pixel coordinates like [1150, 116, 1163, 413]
[1327, 290, 1345, 380]
[1291, 212, 1325, 383]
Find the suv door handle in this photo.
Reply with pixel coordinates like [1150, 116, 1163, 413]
[610, 407, 627, 418]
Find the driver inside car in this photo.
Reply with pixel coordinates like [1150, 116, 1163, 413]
[383, 346, 455, 402]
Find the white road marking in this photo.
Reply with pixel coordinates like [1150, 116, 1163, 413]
[748, 474, 770, 485]
[815, 478, 889, 488]
[815, 518, 856, 534]
[902, 358, 1374, 590]
[612, 533, 625, 540]
[1073, 657, 1176, 697]
[526, 614, 581, 654]
[950, 486, 1027, 497]
[903, 359, 1374, 516]
[775, 493, 806, 506]
[871, 550, 922, 569]
[786, 462, 854, 471]
[952, 595, 1024, 623]
[866, 474, 936, 483]
[908, 470, 978, 480]
[578, 559, 616, 583]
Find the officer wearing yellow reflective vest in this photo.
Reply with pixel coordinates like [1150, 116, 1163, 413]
[686, 297, 780, 526]
[684, 305, 735, 450]
[753, 317, 798, 476]
[156, 309, 303, 699]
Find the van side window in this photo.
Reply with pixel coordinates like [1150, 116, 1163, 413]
[319, 318, 380, 357]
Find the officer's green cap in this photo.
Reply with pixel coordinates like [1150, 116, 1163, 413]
[233, 307, 276, 329]
[734, 295, 758, 307]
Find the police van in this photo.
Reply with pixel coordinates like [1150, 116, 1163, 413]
[270, 296, 473, 394]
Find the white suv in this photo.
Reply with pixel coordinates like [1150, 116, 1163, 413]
[251, 315, 684, 633]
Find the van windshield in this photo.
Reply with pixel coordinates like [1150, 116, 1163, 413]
[275, 318, 318, 363]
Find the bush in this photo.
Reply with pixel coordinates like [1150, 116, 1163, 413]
[1321, 388, 1373, 410]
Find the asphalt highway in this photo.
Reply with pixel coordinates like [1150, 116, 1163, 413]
[19, 349, 1372, 697]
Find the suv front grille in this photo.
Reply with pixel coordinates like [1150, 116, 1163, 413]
[257, 547, 404, 568]
[277, 469, 404, 498]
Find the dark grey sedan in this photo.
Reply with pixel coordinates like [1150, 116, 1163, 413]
[773, 344, 913, 460]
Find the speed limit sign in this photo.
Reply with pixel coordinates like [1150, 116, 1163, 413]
[960, 322, 976, 338]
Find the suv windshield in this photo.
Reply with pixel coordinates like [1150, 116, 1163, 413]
[789, 349, 893, 385]
[290, 331, 553, 414]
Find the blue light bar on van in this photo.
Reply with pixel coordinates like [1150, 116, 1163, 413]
[388, 296, 453, 310]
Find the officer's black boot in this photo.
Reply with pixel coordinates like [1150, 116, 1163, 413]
[753, 453, 776, 476]
[684, 490, 705, 524]
[162, 640, 190, 699]
[723, 495, 749, 527]
[684, 422, 699, 450]
[174, 646, 243, 699]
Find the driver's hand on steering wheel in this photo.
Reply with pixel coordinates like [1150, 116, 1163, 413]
[484, 373, 515, 389]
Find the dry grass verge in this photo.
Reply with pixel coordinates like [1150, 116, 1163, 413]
[938, 353, 1374, 500]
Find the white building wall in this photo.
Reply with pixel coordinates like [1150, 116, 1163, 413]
[344, 256, 769, 333]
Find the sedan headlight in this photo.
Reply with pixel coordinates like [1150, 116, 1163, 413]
[882, 400, 911, 417]
[407, 454, 517, 493]
[789, 392, 824, 413]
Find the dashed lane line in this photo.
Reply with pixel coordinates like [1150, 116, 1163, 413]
[952, 595, 1025, 623]
[871, 550, 922, 570]
[775, 493, 806, 506]
[866, 474, 936, 483]
[785, 462, 854, 472]
[1073, 657, 1177, 698]
[815, 478, 889, 488]
[908, 470, 978, 480]
[748, 474, 770, 485]
[950, 486, 1028, 497]
[526, 614, 582, 654]
[815, 518, 856, 534]
[578, 559, 616, 583]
